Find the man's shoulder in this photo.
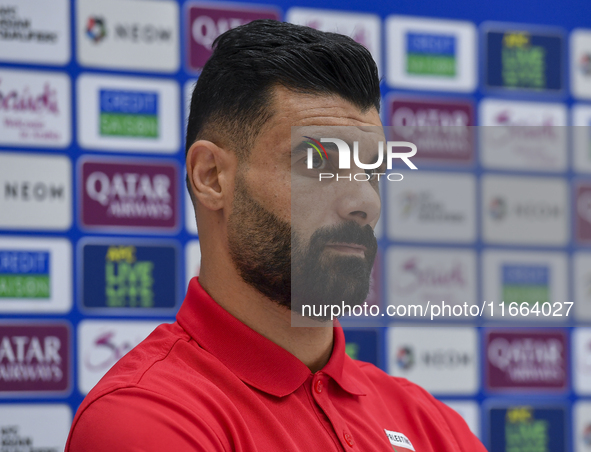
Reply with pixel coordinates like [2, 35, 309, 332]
[67, 321, 233, 451]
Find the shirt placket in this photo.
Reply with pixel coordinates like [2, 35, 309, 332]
[311, 372, 361, 452]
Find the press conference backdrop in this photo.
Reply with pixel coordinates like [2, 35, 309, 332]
[1, 0, 591, 450]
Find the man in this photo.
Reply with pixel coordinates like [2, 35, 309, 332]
[67, 20, 486, 451]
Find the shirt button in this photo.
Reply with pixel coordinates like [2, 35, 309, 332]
[344, 432, 355, 447]
[315, 380, 323, 394]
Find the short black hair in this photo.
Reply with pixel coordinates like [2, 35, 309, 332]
[185, 19, 381, 160]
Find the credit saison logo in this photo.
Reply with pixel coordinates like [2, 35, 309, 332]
[0, 250, 50, 299]
[406, 32, 457, 77]
[502, 264, 550, 305]
[99, 89, 159, 138]
[303, 137, 417, 181]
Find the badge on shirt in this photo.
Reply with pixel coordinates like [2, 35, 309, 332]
[384, 429, 416, 451]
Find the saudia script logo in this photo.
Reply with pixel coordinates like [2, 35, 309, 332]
[304, 137, 417, 181]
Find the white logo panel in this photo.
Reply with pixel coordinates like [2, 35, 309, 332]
[571, 29, 591, 100]
[482, 175, 568, 246]
[387, 172, 476, 243]
[0, 0, 70, 65]
[0, 69, 71, 148]
[387, 326, 478, 394]
[287, 8, 381, 76]
[78, 320, 160, 394]
[574, 253, 591, 321]
[386, 247, 477, 314]
[0, 152, 72, 230]
[573, 104, 591, 173]
[77, 73, 180, 153]
[0, 237, 72, 313]
[481, 249, 568, 322]
[76, 0, 179, 72]
[185, 240, 201, 288]
[573, 329, 591, 395]
[386, 16, 477, 92]
[0, 404, 71, 451]
[574, 401, 591, 452]
[479, 99, 567, 171]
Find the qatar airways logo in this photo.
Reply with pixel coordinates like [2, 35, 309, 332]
[80, 160, 178, 231]
[305, 137, 417, 181]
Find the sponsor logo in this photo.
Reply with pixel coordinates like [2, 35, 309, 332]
[78, 320, 159, 393]
[0, 69, 71, 147]
[386, 16, 476, 92]
[387, 172, 476, 243]
[85, 17, 172, 45]
[99, 89, 158, 138]
[489, 406, 565, 452]
[485, 27, 564, 92]
[573, 329, 591, 394]
[572, 30, 591, 99]
[486, 330, 567, 390]
[574, 255, 591, 321]
[387, 98, 474, 163]
[479, 99, 567, 171]
[80, 159, 178, 231]
[0, 405, 71, 451]
[575, 402, 591, 451]
[187, 3, 279, 72]
[482, 175, 568, 246]
[85, 16, 106, 43]
[482, 250, 567, 318]
[488, 197, 562, 221]
[502, 264, 550, 305]
[77, 74, 179, 153]
[286, 8, 381, 75]
[572, 105, 591, 172]
[0, 323, 70, 394]
[396, 346, 414, 370]
[0, 250, 50, 299]
[0, 153, 71, 231]
[81, 241, 177, 311]
[406, 32, 456, 77]
[77, 0, 179, 72]
[0, 238, 71, 313]
[388, 327, 478, 394]
[387, 247, 476, 310]
[576, 184, 591, 242]
[343, 329, 379, 366]
[384, 430, 415, 451]
[0, 0, 69, 65]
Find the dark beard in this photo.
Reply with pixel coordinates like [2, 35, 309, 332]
[227, 174, 378, 319]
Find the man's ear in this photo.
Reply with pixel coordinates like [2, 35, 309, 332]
[186, 140, 235, 211]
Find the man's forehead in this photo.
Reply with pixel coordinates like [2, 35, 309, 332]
[291, 125, 386, 148]
[268, 86, 382, 129]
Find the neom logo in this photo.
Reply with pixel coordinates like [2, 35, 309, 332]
[87, 16, 172, 44]
[4, 181, 65, 201]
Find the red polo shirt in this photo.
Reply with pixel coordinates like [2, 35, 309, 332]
[67, 279, 486, 452]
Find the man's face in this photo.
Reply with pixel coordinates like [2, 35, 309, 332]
[227, 86, 383, 320]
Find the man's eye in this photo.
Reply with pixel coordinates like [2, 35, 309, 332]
[311, 153, 327, 169]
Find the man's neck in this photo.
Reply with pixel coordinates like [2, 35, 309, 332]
[198, 265, 334, 373]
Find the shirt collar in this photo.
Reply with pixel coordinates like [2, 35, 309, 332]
[177, 278, 366, 397]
